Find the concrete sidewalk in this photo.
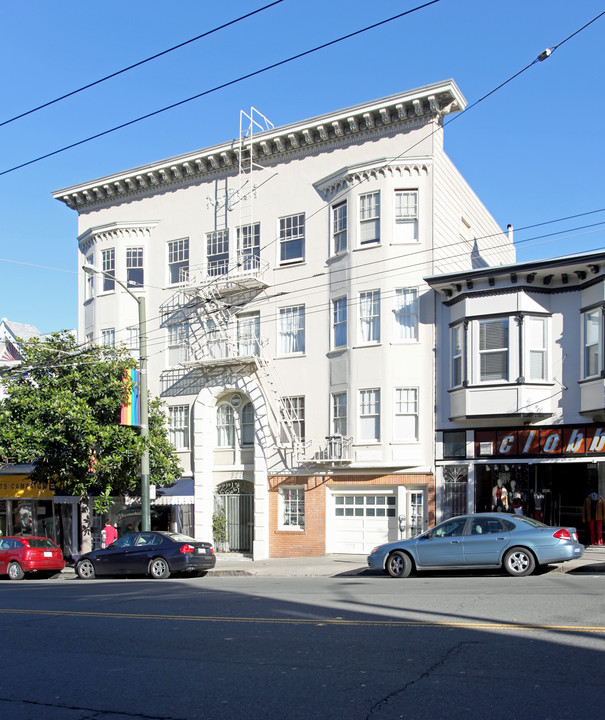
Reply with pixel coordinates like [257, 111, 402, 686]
[57, 545, 605, 580]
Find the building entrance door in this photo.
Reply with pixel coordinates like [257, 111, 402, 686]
[215, 481, 254, 553]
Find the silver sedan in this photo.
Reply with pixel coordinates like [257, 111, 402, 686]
[367, 513, 584, 578]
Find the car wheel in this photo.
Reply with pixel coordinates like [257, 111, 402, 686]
[149, 557, 170, 579]
[503, 547, 536, 577]
[8, 562, 24, 581]
[76, 559, 96, 580]
[386, 550, 412, 578]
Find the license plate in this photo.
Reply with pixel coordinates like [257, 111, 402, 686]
[44, 552, 52, 557]
[196, 548, 207, 554]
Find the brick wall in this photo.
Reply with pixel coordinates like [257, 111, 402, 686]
[268, 473, 435, 557]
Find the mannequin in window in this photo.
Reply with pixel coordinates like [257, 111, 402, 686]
[582, 491, 604, 546]
[492, 477, 508, 512]
[511, 492, 524, 515]
[533, 491, 544, 522]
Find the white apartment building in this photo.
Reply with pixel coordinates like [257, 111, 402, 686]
[427, 250, 605, 544]
[54, 80, 513, 557]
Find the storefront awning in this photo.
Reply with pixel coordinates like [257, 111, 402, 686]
[153, 477, 194, 506]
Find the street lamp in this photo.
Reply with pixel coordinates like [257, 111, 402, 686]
[82, 263, 150, 532]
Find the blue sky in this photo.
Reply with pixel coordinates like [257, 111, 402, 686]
[1, 1, 603, 333]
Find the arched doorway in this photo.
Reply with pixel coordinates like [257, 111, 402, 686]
[215, 480, 254, 553]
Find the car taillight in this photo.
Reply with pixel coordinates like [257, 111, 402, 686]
[209, 547, 214, 555]
[553, 529, 571, 540]
[180, 544, 195, 554]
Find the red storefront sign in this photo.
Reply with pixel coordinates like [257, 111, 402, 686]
[475, 426, 605, 458]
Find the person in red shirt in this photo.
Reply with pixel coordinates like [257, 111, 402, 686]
[102, 520, 118, 548]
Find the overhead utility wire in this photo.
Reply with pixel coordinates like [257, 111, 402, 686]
[0, 1, 441, 177]
[0, 1, 285, 129]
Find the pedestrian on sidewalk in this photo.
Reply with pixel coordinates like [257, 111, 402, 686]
[101, 519, 118, 549]
[582, 491, 604, 546]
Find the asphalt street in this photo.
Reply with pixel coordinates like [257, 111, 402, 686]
[0, 572, 603, 720]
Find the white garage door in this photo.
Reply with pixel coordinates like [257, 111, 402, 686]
[331, 494, 398, 554]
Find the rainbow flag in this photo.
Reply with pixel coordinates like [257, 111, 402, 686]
[120, 368, 140, 426]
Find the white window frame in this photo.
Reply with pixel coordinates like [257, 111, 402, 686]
[359, 191, 380, 245]
[126, 247, 144, 288]
[279, 486, 305, 530]
[216, 403, 235, 447]
[101, 328, 115, 347]
[278, 306, 305, 355]
[85, 254, 94, 300]
[332, 296, 347, 349]
[394, 190, 418, 243]
[237, 313, 260, 357]
[332, 392, 347, 436]
[169, 405, 190, 450]
[280, 396, 305, 444]
[359, 388, 380, 442]
[126, 326, 140, 353]
[479, 317, 509, 382]
[241, 402, 254, 447]
[332, 201, 347, 255]
[279, 213, 305, 265]
[168, 238, 189, 285]
[526, 316, 548, 381]
[394, 387, 418, 442]
[451, 324, 463, 388]
[393, 288, 418, 342]
[237, 223, 260, 271]
[359, 290, 380, 345]
[584, 309, 601, 379]
[167, 322, 190, 364]
[101, 249, 115, 293]
[207, 230, 229, 277]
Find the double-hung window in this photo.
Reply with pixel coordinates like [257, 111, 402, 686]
[332, 392, 347, 436]
[216, 404, 235, 447]
[584, 309, 600, 378]
[207, 230, 229, 276]
[394, 388, 418, 442]
[101, 328, 115, 347]
[167, 322, 189, 365]
[332, 201, 347, 255]
[394, 190, 418, 243]
[479, 318, 509, 382]
[359, 290, 380, 344]
[279, 306, 305, 354]
[127, 326, 139, 353]
[101, 249, 115, 292]
[241, 402, 254, 447]
[359, 389, 380, 442]
[451, 324, 463, 387]
[279, 214, 305, 264]
[527, 316, 547, 381]
[86, 254, 94, 300]
[393, 288, 418, 341]
[237, 223, 260, 271]
[280, 487, 305, 529]
[168, 238, 189, 284]
[333, 297, 347, 349]
[237, 313, 260, 357]
[126, 247, 144, 288]
[169, 405, 190, 450]
[359, 192, 380, 245]
[280, 396, 305, 444]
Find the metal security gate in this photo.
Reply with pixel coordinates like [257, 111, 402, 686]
[215, 481, 254, 552]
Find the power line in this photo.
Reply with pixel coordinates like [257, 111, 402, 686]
[0, 1, 285, 129]
[0, 1, 441, 177]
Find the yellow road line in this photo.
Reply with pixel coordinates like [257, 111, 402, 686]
[0, 608, 604, 632]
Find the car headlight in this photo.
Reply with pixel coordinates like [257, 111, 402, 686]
[370, 546, 380, 555]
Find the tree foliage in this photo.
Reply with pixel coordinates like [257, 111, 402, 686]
[0, 331, 182, 509]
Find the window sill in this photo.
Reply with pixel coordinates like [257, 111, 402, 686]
[352, 343, 382, 349]
[277, 260, 307, 269]
[390, 340, 419, 345]
[327, 348, 348, 356]
[353, 243, 381, 251]
[327, 251, 349, 262]
[275, 353, 307, 360]
[276, 527, 305, 533]
[449, 381, 554, 391]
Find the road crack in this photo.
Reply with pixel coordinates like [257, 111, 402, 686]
[366, 640, 481, 719]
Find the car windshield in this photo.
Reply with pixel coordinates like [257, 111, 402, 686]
[26, 538, 58, 549]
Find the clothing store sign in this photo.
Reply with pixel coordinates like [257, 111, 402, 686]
[475, 426, 605, 458]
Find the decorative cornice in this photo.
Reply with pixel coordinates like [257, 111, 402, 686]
[53, 80, 464, 212]
[313, 157, 431, 196]
[77, 221, 159, 252]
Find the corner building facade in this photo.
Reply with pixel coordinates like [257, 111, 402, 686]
[427, 250, 605, 545]
[54, 81, 513, 557]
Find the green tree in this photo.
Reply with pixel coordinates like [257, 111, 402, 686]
[0, 331, 182, 510]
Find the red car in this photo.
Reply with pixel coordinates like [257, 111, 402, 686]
[0, 536, 65, 580]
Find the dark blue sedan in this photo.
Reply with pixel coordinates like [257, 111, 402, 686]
[367, 513, 584, 578]
[76, 531, 216, 579]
